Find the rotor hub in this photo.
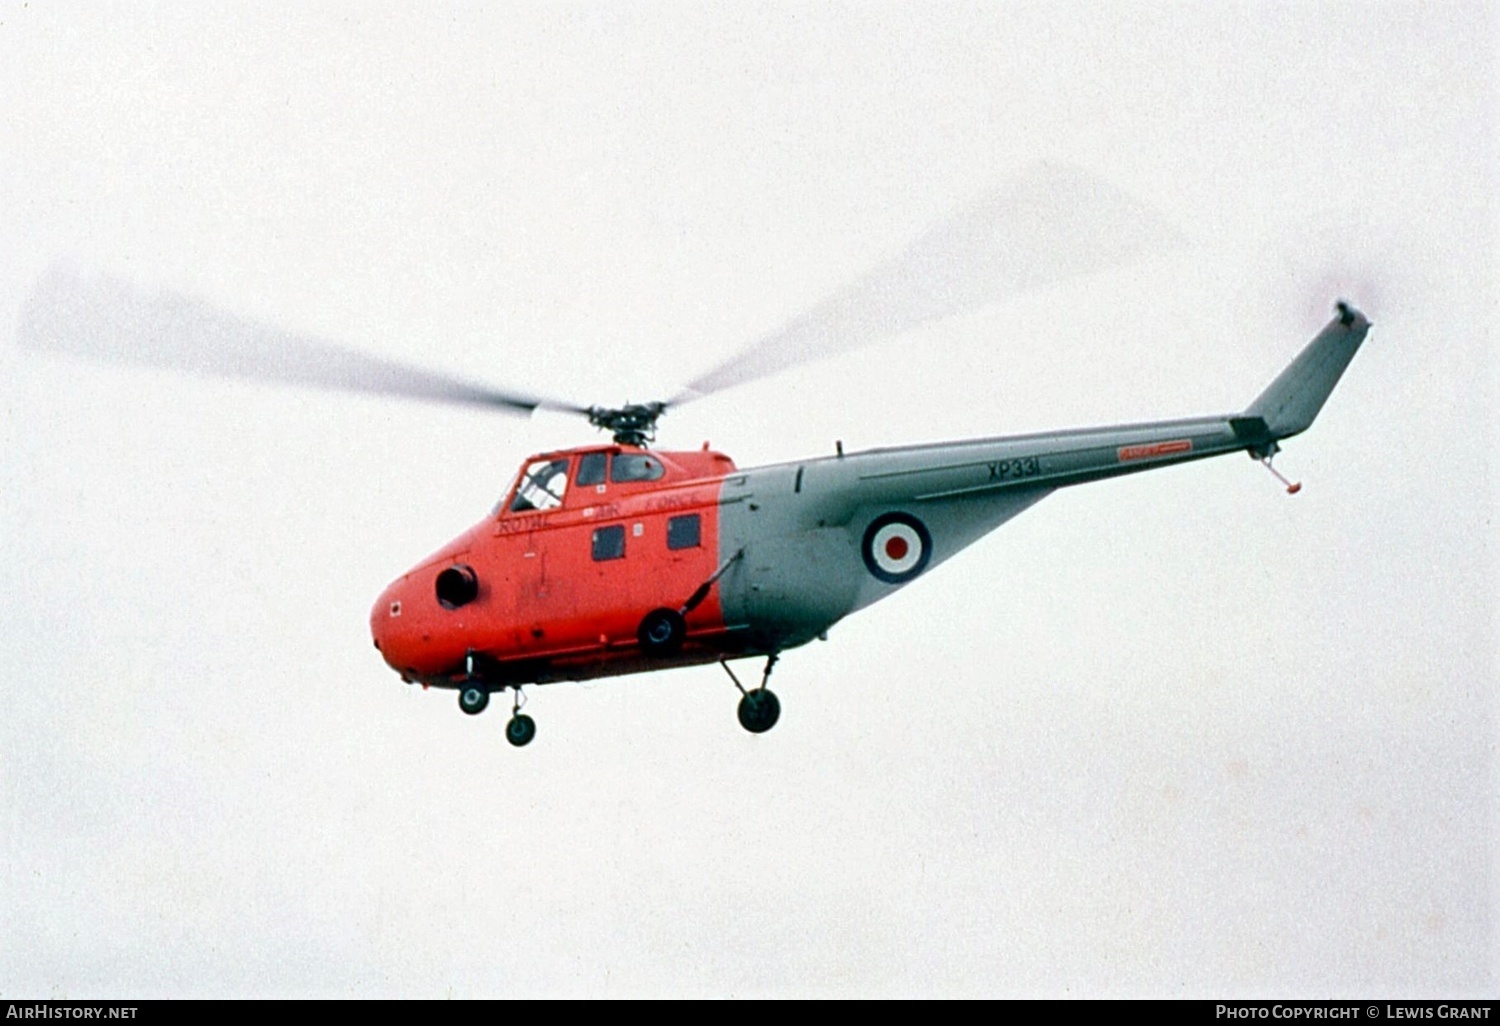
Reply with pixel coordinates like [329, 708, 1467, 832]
[587, 402, 666, 446]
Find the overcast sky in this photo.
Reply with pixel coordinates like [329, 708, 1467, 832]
[1, 2, 1494, 997]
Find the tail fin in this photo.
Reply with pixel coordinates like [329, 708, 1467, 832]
[1244, 302, 1372, 440]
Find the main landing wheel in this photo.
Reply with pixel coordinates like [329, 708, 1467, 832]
[637, 608, 686, 654]
[458, 685, 489, 716]
[506, 714, 537, 748]
[737, 689, 781, 734]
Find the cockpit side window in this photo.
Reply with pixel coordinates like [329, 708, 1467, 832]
[576, 452, 607, 487]
[509, 457, 570, 512]
[611, 453, 665, 483]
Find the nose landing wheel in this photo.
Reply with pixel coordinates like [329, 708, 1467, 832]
[458, 684, 489, 716]
[504, 687, 535, 747]
[505, 714, 536, 747]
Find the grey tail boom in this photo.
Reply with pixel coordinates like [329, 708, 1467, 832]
[1243, 301, 1373, 442]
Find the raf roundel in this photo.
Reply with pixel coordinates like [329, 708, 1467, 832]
[861, 512, 933, 584]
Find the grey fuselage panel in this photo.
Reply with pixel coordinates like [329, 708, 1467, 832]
[715, 413, 1255, 651]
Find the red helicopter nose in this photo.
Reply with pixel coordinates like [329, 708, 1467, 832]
[370, 577, 413, 674]
[371, 543, 484, 682]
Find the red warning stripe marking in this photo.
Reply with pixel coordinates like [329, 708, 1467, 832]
[1118, 439, 1193, 462]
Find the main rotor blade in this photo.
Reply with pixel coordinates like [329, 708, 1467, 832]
[671, 162, 1180, 405]
[17, 266, 588, 417]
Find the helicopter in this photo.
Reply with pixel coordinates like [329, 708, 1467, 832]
[17, 164, 1371, 747]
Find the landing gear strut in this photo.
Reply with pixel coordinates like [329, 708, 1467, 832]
[505, 687, 536, 748]
[722, 654, 781, 734]
[458, 651, 490, 716]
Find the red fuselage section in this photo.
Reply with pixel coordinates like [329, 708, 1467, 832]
[370, 444, 739, 687]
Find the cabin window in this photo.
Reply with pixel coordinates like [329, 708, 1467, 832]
[510, 458, 570, 512]
[592, 524, 626, 561]
[611, 453, 665, 483]
[667, 513, 701, 550]
[576, 452, 607, 487]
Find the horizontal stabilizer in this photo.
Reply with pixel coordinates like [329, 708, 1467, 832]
[1244, 302, 1372, 439]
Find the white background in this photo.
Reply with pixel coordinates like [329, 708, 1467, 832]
[1, 2, 1494, 997]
